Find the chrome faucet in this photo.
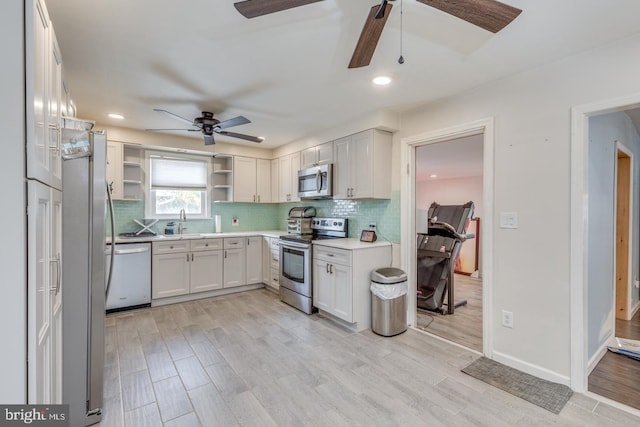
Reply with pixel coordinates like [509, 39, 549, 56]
[178, 209, 187, 234]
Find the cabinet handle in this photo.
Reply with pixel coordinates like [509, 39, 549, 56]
[326, 263, 329, 274]
[327, 253, 334, 257]
[258, 195, 261, 203]
[205, 243, 208, 247]
[273, 258, 278, 262]
[330, 264, 334, 274]
[170, 245, 174, 249]
[191, 253, 194, 261]
[225, 250, 227, 259]
[187, 253, 190, 262]
[253, 195, 256, 202]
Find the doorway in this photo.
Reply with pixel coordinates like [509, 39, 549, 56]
[401, 118, 494, 356]
[414, 135, 484, 351]
[571, 101, 640, 410]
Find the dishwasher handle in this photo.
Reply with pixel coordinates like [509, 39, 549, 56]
[105, 246, 151, 255]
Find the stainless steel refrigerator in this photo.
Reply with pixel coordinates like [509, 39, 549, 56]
[60, 118, 112, 426]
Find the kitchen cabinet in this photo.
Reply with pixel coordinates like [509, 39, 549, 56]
[278, 152, 300, 202]
[233, 156, 272, 203]
[256, 158, 272, 203]
[106, 142, 143, 200]
[262, 237, 280, 290]
[333, 129, 392, 200]
[223, 238, 246, 288]
[27, 180, 63, 403]
[270, 159, 279, 202]
[152, 238, 223, 299]
[26, 0, 63, 191]
[301, 141, 333, 169]
[212, 155, 233, 202]
[246, 236, 263, 285]
[313, 242, 392, 331]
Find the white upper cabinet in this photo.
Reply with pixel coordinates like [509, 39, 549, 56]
[27, 0, 63, 190]
[233, 156, 272, 203]
[106, 142, 123, 200]
[256, 158, 271, 203]
[278, 152, 301, 203]
[233, 156, 257, 202]
[301, 141, 333, 169]
[270, 159, 279, 203]
[333, 129, 392, 200]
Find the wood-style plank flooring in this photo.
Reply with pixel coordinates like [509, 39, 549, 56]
[99, 289, 640, 426]
[589, 310, 640, 410]
[416, 274, 483, 352]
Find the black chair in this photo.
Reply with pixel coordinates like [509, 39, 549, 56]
[416, 201, 475, 315]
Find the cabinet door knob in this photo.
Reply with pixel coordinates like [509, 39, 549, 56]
[186, 253, 189, 262]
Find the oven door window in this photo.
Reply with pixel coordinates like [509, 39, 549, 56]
[282, 246, 306, 283]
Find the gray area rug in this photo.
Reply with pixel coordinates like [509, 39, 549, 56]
[462, 357, 573, 414]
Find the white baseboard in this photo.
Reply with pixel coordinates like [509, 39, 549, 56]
[492, 351, 571, 387]
[631, 300, 640, 318]
[587, 336, 611, 375]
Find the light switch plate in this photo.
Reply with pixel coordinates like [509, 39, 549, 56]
[500, 212, 518, 229]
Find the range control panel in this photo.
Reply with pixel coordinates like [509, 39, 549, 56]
[311, 217, 347, 232]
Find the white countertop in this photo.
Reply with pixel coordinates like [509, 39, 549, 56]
[108, 230, 287, 244]
[312, 238, 392, 250]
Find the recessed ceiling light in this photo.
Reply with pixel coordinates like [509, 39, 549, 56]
[372, 76, 392, 86]
[430, 174, 438, 178]
[108, 113, 124, 120]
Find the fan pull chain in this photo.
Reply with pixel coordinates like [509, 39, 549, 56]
[398, 0, 404, 64]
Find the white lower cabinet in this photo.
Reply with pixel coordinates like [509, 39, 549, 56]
[261, 236, 280, 290]
[152, 238, 223, 299]
[313, 242, 392, 331]
[245, 236, 262, 285]
[223, 238, 246, 288]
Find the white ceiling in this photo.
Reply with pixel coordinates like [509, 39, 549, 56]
[415, 134, 483, 181]
[45, 0, 640, 149]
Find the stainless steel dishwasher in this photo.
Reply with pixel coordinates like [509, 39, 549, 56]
[105, 242, 151, 312]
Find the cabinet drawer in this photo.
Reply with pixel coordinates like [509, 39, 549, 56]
[190, 238, 222, 252]
[270, 268, 280, 288]
[224, 237, 245, 249]
[270, 238, 280, 251]
[153, 240, 189, 255]
[314, 246, 352, 265]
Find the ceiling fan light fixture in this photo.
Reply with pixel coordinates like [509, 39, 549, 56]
[108, 113, 124, 119]
[372, 75, 392, 86]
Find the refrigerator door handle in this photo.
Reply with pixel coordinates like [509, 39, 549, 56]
[105, 181, 115, 297]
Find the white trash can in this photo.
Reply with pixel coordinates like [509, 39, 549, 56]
[370, 267, 408, 336]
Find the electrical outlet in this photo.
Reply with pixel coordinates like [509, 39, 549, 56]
[232, 217, 239, 227]
[500, 212, 518, 229]
[502, 310, 514, 328]
[369, 222, 376, 230]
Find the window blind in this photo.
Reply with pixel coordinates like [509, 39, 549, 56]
[150, 156, 208, 189]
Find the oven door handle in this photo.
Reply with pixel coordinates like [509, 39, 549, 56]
[279, 240, 311, 250]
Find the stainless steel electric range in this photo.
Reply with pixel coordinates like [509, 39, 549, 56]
[279, 217, 348, 314]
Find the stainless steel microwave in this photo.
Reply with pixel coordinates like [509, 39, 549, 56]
[298, 164, 333, 199]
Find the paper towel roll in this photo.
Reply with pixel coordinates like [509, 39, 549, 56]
[215, 215, 222, 233]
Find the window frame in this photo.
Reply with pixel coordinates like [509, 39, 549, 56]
[144, 150, 212, 220]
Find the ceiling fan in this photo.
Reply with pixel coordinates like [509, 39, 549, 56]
[234, 0, 522, 68]
[145, 109, 264, 145]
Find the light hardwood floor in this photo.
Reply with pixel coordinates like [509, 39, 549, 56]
[589, 310, 640, 410]
[416, 274, 483, 352]
[99, 289, 640, 426]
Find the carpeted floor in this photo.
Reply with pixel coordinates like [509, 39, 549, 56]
[462, 357, 573, 414]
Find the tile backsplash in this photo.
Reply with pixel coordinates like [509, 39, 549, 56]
[110, 191, 400, 243]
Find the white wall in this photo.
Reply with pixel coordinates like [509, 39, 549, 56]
[1, 0, 26, 403]
[587, 112, 640, 360]
[396, 33, 640, 382]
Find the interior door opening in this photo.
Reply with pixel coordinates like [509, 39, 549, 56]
[413, 134, 484, 352]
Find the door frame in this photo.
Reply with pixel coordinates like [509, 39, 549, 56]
[401, 117, 494, 356]
[570, 93, 640, 392]
[614, 142, 634, 323]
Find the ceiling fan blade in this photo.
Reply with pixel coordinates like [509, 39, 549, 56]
[348, 2, 393, 69]
[145, 128, 194, 132]
[203, 134, 215, 145]
[215, 116, 251, 130]
[416, 0, 522, 33]
[234, 0, 323, 19]
[153, 108, 195, 126]
[217, 130, 264, 143]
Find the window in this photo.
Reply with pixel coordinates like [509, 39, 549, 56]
[145, 151, 211, 219]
